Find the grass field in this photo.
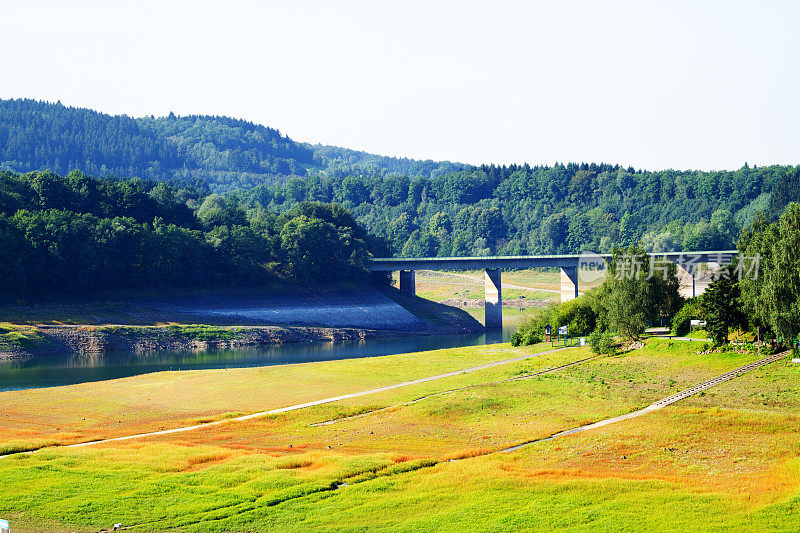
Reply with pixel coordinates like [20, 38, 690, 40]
[1, 339, 798, 532]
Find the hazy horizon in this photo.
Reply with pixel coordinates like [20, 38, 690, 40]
[3, 0, 799, 172]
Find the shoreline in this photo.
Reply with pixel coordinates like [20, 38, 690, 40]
[0, 286, 487, 360]
[0, 324, 426, 360]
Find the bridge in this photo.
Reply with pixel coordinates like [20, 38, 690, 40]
[369, 251, 738, 329]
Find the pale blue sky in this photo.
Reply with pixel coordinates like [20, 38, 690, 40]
[3, 0, 799, 170]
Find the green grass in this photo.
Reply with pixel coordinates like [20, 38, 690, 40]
[2, 417, 797, 532]
[677, 328, 711, 339]
[1, 339, 798, 532]
[165, 324, 241, 341]
[0, 322, 47, 350]
[97, 324, 243, 341]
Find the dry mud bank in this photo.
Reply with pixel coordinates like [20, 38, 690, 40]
[0, 324, 404, 358]
[0, 286, 484, 358]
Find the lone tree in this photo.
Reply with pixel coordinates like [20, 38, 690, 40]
[699, 264, 747, 345]
[599, 244, 681, 339]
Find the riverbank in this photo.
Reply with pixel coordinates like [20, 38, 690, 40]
[0, 285, 485, 359]
[0, 324, 413, 359]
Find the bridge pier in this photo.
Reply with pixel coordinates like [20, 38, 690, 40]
[399, 270, 416, 297]
[371, 252, 737, 318]
[560, 266, 579, 303]
[484, 268, 502, 329]
[676, 264, 695, 299]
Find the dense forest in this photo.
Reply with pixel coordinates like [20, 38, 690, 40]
[0, 170, 383, 295]
[0, 99, 314, 190]
[0, 99, 461, 191]
[237, 163, 800, 256]
[2, 98, 800, 260]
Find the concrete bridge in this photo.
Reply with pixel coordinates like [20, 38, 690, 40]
[369, 251, 737, 329]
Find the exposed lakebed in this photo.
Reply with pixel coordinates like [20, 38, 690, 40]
[0, 308, 525, 391]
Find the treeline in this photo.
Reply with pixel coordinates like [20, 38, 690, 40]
[735, 204, 800, 345]
[310, 144, 466, 180]
[0, 170, 383, 295]
[236, 163, 800, 256]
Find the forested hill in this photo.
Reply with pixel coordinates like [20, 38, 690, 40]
[0, 98, 313, 189]
[0, 99, 462, 190]
[237, 163, 800, 257]
[309, 144, 466, 180]
[2, 98, 800, 258]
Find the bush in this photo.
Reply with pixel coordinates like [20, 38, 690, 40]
[511, 294, 598, 348]
[510, 330, 542, 347]
[522, 330, 542, 346]
[756, 343, 774, 356]
[510, 331, 523, 347]
[671, 299, 699, 336]
[588, 330, 615, 354]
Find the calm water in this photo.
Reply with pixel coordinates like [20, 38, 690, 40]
[0, 309, 527, 392]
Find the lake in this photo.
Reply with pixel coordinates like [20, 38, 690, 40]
[0, 308, 529, 391]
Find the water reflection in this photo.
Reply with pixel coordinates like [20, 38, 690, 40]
[0, 308, 528, 392]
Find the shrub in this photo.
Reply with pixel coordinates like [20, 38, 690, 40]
[511, 294, 600, 350]
[756, 343, 774, 356]
[522, 330, 542, 346]
[510, 330, 542, 347]
[671, 299, 699, 336]
[510, 331, 523, 347]
[588, 329, 615, 354]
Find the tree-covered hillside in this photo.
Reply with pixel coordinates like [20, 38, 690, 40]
[0, 170, 383, 295]
[2, 98, 799, 258]
[235, 163, 800, 256]
[0, 99, 314, 189]
[0, 99, 461, 191]
[309, 144, 465, 180]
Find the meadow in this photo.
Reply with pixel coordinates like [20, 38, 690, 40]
[0, 339, 798, 532]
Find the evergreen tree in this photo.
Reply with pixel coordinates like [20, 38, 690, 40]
[699, 265, 746, 345]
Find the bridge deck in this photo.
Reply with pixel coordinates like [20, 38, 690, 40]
[368, 251, 737, 272]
